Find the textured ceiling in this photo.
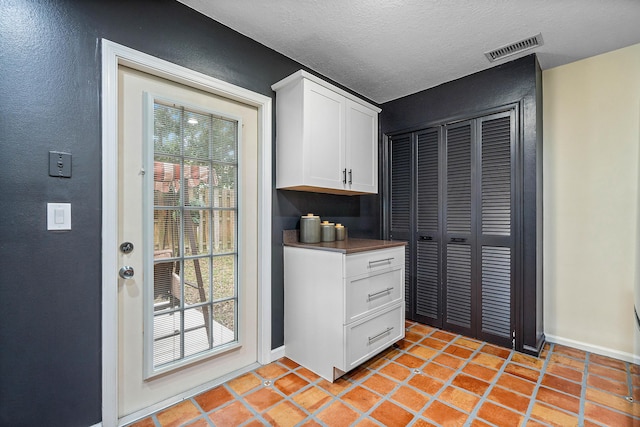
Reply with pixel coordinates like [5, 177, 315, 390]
[178, 0, 640, 103]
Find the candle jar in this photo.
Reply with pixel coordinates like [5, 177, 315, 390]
[300, 213, 320, 243]
[320, 220, 336, 242]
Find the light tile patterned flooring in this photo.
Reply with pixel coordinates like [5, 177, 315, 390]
[130, 321, 640, 426]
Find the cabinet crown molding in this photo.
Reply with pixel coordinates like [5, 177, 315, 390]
[272, 70, 381, 113]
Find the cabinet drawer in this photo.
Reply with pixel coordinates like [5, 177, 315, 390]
[345, 304, 404, 370]
[345, 267, 402, 323]
[345, 247, 404, 278]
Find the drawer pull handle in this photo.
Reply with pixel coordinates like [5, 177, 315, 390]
[368, 327, 394, 344]
[367, 287, 394, 301]
[368, 257, 394, 267]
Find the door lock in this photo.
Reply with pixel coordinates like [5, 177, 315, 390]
[119, 266, 134, 279]
[120, 241, 134, 254]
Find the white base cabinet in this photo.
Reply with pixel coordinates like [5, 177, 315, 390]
[284, 245, 405, 381]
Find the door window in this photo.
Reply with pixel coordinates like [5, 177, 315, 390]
[146, 97, 240, 376]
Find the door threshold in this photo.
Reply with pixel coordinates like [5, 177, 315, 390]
[118, 362, 261, 426]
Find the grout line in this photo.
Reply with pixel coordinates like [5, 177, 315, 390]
[223, 367, 292, 425]
[626, 361, 635, 401]
[464, 345, 516, 426]
[351, 328, 436, 425]
[522, 342, 554, 424]
[398, 329, 468, 424]
[578, 349, 589, 426]
[356, 326, 462, 426]
[308, 351, 398, 426]
[416, 333, 489, 425]
[189, 415, 214, 426]
[222, 384, 269, 425]
[187, 397, 214, 426]
[133, 327, 640, 427]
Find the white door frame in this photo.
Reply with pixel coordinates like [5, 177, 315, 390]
[100, 39, 272, 427]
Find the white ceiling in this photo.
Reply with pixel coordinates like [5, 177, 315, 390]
[178, 0, 640, 103]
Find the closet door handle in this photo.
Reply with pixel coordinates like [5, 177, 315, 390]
[451, 237, 467, 243]
[420, 236, 433, 241]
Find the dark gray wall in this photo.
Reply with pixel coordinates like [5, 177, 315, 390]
[0, 1, 378, 425]
[380, 55, 538, 133]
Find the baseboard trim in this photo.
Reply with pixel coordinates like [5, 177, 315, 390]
[545, 334, 640, 365]
[522, 332, 546, 357]
[118, 362, 260, 427]
[271, 345, 285, 361]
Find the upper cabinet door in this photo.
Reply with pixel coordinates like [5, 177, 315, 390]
[273, 70, 381, 195]
[346, 99, 378, 193]
[303, 80, 346, 190]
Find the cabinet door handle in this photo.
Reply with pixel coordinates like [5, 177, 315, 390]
[348, 169, 353, 185]
[368, 257, 394, 267]
[343, 168, 347, 184]
[367, 287, 394, 301]
[420, 236, 433, 241]
[451, 237, 467, 243]
[368, 327, 394, 344]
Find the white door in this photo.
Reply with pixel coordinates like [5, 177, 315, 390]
[117, 65, 258, 418]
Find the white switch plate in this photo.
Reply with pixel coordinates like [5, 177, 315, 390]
[47, 203, 71, 230]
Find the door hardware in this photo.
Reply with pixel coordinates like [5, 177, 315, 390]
[120, 242, 134, 254]
[368, 327, 394, 343]
[119, 266, 134, 279]
[368, 258, 394, 267]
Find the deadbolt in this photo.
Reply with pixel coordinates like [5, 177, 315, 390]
[120, 242, 134, 254]
[119, 266, 134, 279]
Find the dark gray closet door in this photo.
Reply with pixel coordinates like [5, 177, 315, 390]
[476, 111, 515, 347]
[442, 121, 474, 337]
[415, 128, 441, 326]
[387, 108, 517, 350]
[389, 133, 412, 313]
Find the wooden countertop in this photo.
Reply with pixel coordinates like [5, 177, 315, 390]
[283, 230, 406, 254]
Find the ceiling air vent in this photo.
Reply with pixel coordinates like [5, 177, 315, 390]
[485, 33, 543, 62]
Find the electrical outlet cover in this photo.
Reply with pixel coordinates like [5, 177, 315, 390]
[49, 151, 72, 178]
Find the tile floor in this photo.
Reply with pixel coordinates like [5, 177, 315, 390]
[130, 321, 640, 426]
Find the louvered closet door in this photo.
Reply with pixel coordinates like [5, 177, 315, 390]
[476, 111, 515, 347]
[415, 128, 441, 326]
[387, 108, 517, 349]
[388, 133, 412, 314]
[443, 121, 474, 337]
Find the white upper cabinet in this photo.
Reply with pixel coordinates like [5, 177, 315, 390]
[272, 70, 381, 195]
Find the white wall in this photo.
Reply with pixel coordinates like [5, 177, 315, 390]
[543, 43, 640, 362]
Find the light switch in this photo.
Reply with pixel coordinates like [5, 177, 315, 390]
[54, 208, 65, 224]
[47, 203, 71, 230]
